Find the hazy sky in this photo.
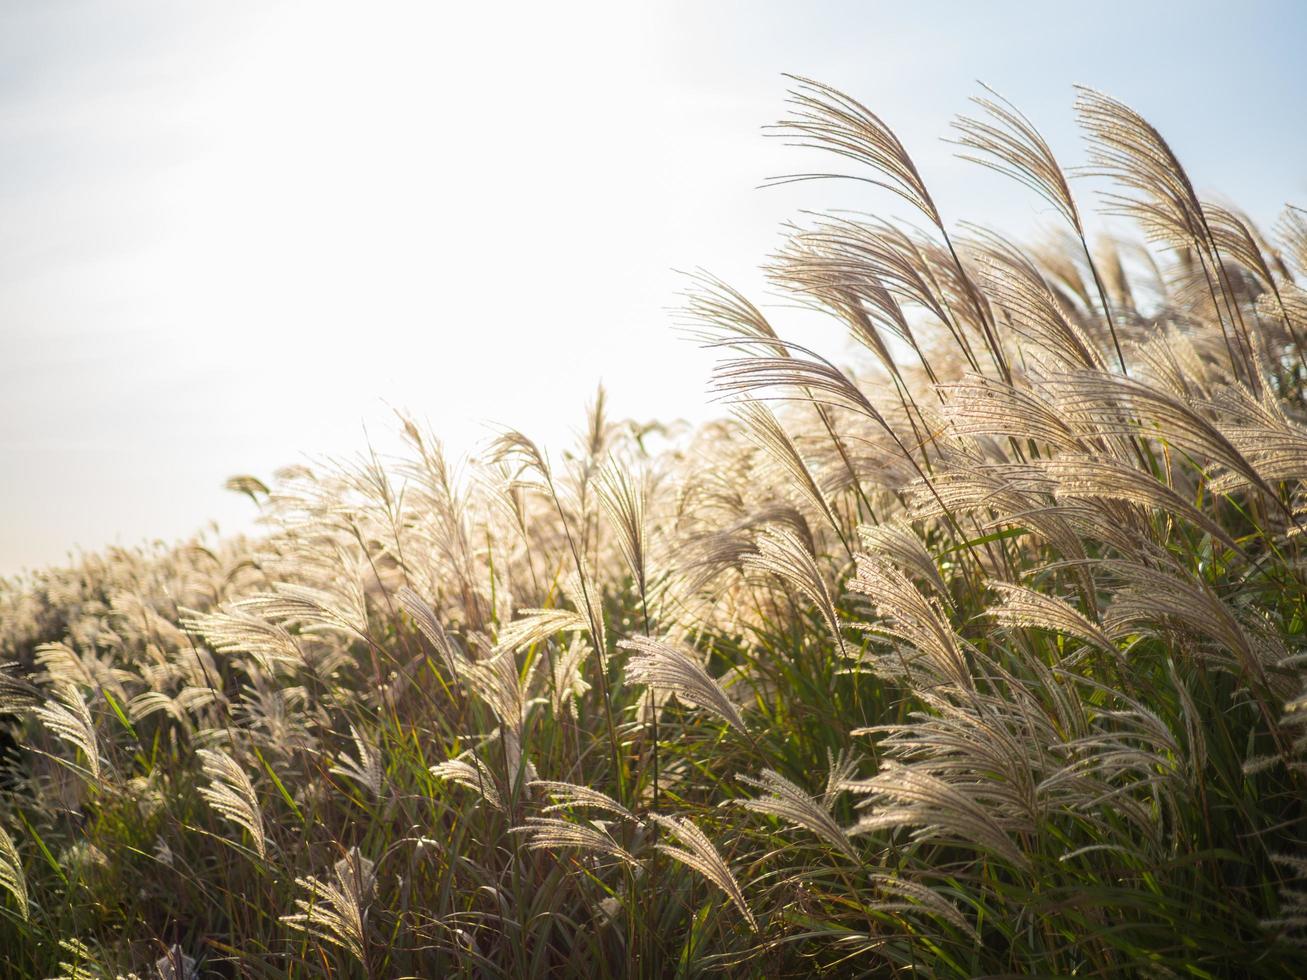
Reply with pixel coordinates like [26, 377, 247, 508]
[2, 0, 1305, 574]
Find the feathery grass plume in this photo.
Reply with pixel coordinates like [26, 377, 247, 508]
[856, 521, 948, 600]
[952, 83, 1129, 372]
[34, 682, 103, 783]
[744, 527, 847, 655]
[596, 461, 649, 600]
[952, 83, 1080, 233]
[0, 824, 28, 921]
[329, 724, 384, 799]
[182, 606, 305, 672]
[733, 402, 844, 543]
[1101, 560, 1285, 692]
[619, 635, 749, 735]
[1075, 86, 1257, 385]
[849, 554, 972, 691]
[940, 374, 1086, 451]
[739, 769, 857, 859]
[496, 606, 589, 654]
[769, 74, 939, 224]
[845, 761, 1030, 870]
[396, 585, 462, 674]
[651, 814, 758, 932]
[1278, 204, 1307, 273]
[429, 752, 504, 811]
[1050, 370, 1284, 505]
[48, 938, 100, 980]
[236, 580, 369, 639]
[281, 853, 373, 965]
[532, 633, 592, 719]
[197, 748, 266, 859]
[972, 247, 1105, 371]
[530, 780, 635, 821]
[1039, 453, 1241, 553]
[868, 872, 980, 942]
[988, 581, 1116, 657]
[512, 817, 639, 866]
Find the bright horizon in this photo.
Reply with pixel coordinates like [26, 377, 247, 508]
[3, 0, 1305, 575]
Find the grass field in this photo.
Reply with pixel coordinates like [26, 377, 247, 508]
[3, 78, 1307, 977]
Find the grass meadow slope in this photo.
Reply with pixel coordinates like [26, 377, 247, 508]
[3, 78, 1307, 977]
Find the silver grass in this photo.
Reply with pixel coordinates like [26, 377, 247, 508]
[34, 682, 103, 783]
[868, 872, 979, 941]
[0, 824, 28, 921]
[849, 554, 972, 691]
[651, 814, 758, 932]
[281, 861, 370, 964]
[952, 83, 1081, 233]
[845, 761, 1030, 870]
[329, 724, 384, 799]
[197, 748, 266, 859]
[734, 400, 841, 537]
[619, 635, 749, 735]
[739, 769, 857, 858]
[512, 817, 639, 866]
[988, 582, 1115, 656]
[856, 521, 948, 600]
[182, 607, 304, 672]
[595, 461, 650, 598]
[395, 586, 462, 674]
[48, 938, 99, 980]
[529, 780, 635, 821]
[743, 527, 847, 655]
[430, 753, 504, 811]
[1039, 454, 1241, 553]
[769, 74, 939, 226]
[496, 607, 589, 654]
[235, 580, 369, 639]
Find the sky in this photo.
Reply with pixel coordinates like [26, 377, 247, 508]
[2, 0, 1305, 575]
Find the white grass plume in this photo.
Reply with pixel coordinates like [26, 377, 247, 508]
[512, 817, 639, 867]
[34, 682, 103, 783]
[0, 824, 28, 921]
[652, 813, 758, 932]
[197, 748, 266, 859]
[739, 769, 857, 859]
[620, 635, 748, 735]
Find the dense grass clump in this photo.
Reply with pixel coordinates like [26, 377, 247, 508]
[3, 78, 1307, 977]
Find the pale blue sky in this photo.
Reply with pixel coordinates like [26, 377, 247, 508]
[2, 0, 1304, 573]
